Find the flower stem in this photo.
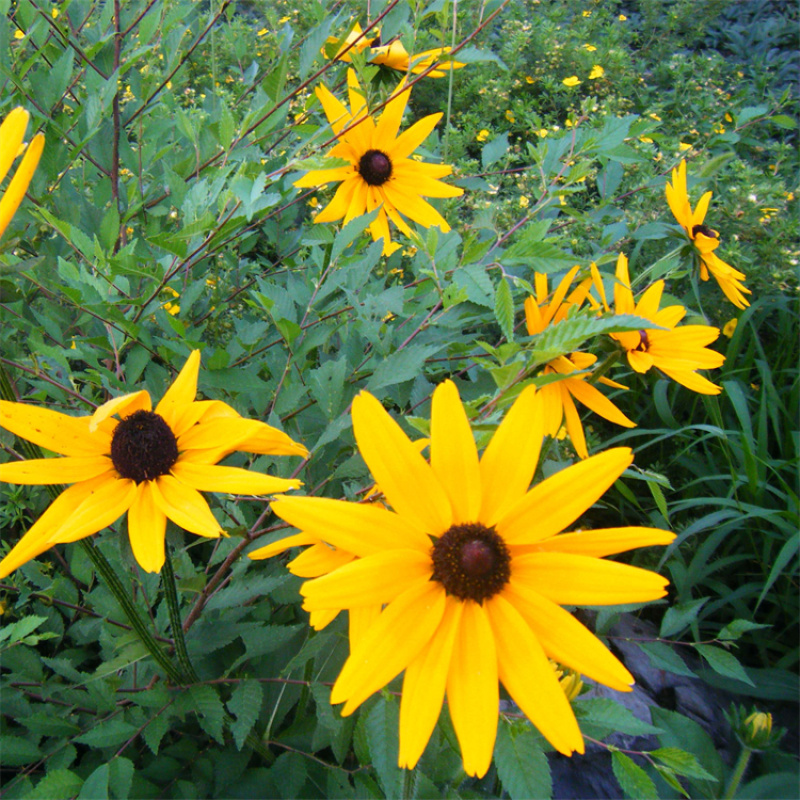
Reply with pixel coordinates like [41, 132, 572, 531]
[723, 746, 753, 800]
[401, 766, 417, 800]
[161, 547, 199, 683]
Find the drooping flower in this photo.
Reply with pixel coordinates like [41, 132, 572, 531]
[666, 159, 751, 309]
[525, 267, 635, 459]
[294, 69, 462, 255]
[0, 107, 45, 240]
[326, 23, 465, 78]
[0, 351, 307, 577]
[592, 254, 725, 394]
[268, 381, 674, 776]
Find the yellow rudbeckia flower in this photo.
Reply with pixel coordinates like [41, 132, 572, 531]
[525, 267, 635, 459]
[0, 351, 307, 577]
[665, 159, 751, 309]
[265, 381, 674, 776]
[295, 69, 463, 255]
[592, 254, 725, 394]
[0, 107, 45, 240]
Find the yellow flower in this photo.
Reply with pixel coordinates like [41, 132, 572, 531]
[505, 110, 516, 123]
[519, 195, 530, 208]
[0, 352, 307, 577]
[52, 8, 59, 18]
[476, 129, 490, 142]
[649, 113, 662, 121]
[257, 27, 269, 37]
[619, 14, 627, 21]
[639, 136, 654, 144]
[525, 75, 535, 84]
[679, 142, 692, 151]
[563, 76, 581, 87]
[582, 44, 597, 52]
[294, 69, 463, 256]
[0, 108, 45, 240]
[592, 254, 726, 394]
[13, 30, 25, 40]
[722, 318, 738, 338]
[665, 159, 751, 308]
[588, 65, 605, 80]
[582, 10, 592, 17]
[525, 268, 635, 459]
[264, 382, 673, 776]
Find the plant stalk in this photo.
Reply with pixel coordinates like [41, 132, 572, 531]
[723, 746, 753, 799]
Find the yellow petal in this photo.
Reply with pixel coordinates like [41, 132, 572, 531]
[479, 385, 544, 525]
[50, 475, 137, 544]
[567, 379, 636, 429]
[387, 113, 442, 161]
[352, 391, 451, 535]
[313, 176, 360, 222]
[288, 543, 355, 577]
[430, 380, 481, 523]
[1, 401, 112, 457]
[487, 594, 584, 755]
[399, 597, 463, 769]
[128, 482, 167, 573]
[299, 549, 432, 610]
[0, 108, 29, 185]
[0, 473, 116, 579]
[270, 495, 431, 556]
[89, 390, 151, 431]
[560, 384, 588, 459]
[151, 474, 222, 537]
[293, 165, 353, 189]
[247, 531, 318, 560]
[512, 551, 670, 604]
[0, 455, 112, 485]
[373, 82, 410, 145]
[170, 460, 300, 495]
[154, 350, 201, 429]
[659, 367, 722, 395]
[446, 600, 498, 778]
[349, 604, 382, 654]
[390, 170, 463, 199]
[0, 131, 44, 239]
[526, 526, 675, 558]
[315, 82, 351, 134]
[504, 579, 634, 690]
[177, 415, 264, 452]
[309, 608, 340, 630]
[331, 579, 445, 714]
[381, 183, 451, 231]
[496, 448, 633, 545]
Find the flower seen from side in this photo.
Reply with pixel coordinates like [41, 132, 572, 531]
[524, 267, 635, 459]
[666, 159, 751, 308]
[0, 351, 307, 577]
[0, 107, 45, 240]
[562, 75, 581, 87]
[592, 253, 725, 394]
[267, 381, 675, 776]
[294, 69, 463, 255]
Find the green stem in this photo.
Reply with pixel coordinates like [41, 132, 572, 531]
[723, 746, 753, 800]
[161, 547, 199, 683]
[401, 766, 416, 800]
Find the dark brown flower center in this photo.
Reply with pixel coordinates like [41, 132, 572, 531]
[359, 149, 393, 186]
[431, 523, 511, 602]
[110, 409, 179, 483]
[635, 329, 650, 351]
[692, 223, 718, 240]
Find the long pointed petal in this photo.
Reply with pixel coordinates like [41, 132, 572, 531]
[155, 350, 201, 429]
[151, 474, 223, 537]
[128, 482, 167, 573]
[247, 531, 318, 560]
[287, 543, 355, 577]
[0, 455, 112, 485]
[0, 132, 44, 238]
[0, 108, 29, 185]
[170, 460, 300, 495]
[89, 391, 151, 431]
[520, 526, 675, 558]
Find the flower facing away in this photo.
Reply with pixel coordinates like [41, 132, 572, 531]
[264, 381, 675, 776]
[0, 351, 307, 577]
[294, 69, 463, 255]
[665, 159, 751, 309]
[524, 266, 635, 459]
[326, 23, 465, 78]
[0, 107, 45, 240]
[592, 253, 725, 394]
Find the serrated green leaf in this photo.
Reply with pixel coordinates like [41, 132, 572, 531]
[695, 643, 755, 685]
[0, 735, 42, 766]
[482, 132, 509, 169]
[367, 344, 441, 392]
[718, 619, 770, 641]
[75, 718, 138, 748]
[576, 698, 662, 738]
[187, 685, 226, 744]
[650, 747, 717, 781]
[28, 768, 83, 800]
[638, 641, 696, 678]
[109, 757, 134, 800]
[494, 722, 552, 800]
[659, 597, 709, 638]
[653, 764, 690, 797]
[494, 277, 515, 341]
[331, 207, 380, 261]
[227, 680, 264, 750]
[0, 615, 47, 644]
[78, 764, 109, 800]
[365, 695, 401, 798]
[142, 712, 171, 755]
[270, 751, 308, 799]
[612, 751, 657, 799]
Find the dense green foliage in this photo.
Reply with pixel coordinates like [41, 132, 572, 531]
[0, 0, 797, 798]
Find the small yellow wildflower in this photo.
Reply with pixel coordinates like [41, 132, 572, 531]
[582, 10, 592, 17]
[476, 129, 490, 143]
[619, 14, 627, 21]
[257, 28, 269, 36]
[724, 112, 733, 123]
[583, 44, 597, 52]
[52, 8, 59, 18]
[525, 75, 535, 84]
[279, 16, 291, 24]
[505, 110, 516, 123]
[639, 136, 654, 144]
[565, 119, 574, 128]
[786, 192, 795, 201]
[519, 196, 530, 208]
[537, 129, 548, 137]
[563, 76, 581, 87]
[722, 319, 738, 338]
[14, 30, 25, 40]
[308, 197, 319, 208]
[649, 113, 662, 121]
[588, 65, 605, 80]
[679, 142, 692, 152]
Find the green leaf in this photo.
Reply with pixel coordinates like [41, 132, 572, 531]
[78, 764, 109, 800]
[109, 757, 134, 800]
[331, 207, 380, 262]
[365, 695, 401, 798]
[494, 722, 552, 800]
[270, 751, 308, 799]
[576, 698, 662, 738]
[695, 644, 755, 686]
[494, 277, 515, 341]
[659, 597, 709, 638]
[142, 712, 172, 755]
[718, 619, 770, 641]
[75, 718, 138, 748]
[482, 132, 509, 169]
[28, 769, 83, 800]
[187, 685, 226, 744]
[0, 735, 41, 766]
[649, 748, 717, 781]
[0, 615, 47, 644]
[611, 751, 657, 800]
[770, 114, 797, 129]
[227, 680, 264, 750]
[367, 344, 441, 392]
[638, 641, 696, 678]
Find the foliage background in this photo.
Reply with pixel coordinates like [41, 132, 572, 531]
[0, 0, 797, 798]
